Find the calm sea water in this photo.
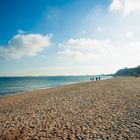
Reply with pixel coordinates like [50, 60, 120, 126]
[0, 76, 112, 96]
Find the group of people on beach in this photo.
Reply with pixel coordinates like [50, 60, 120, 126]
[90, 77, 101, 81]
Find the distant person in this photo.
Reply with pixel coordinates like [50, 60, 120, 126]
[99, 77, 101, 80]
[96, 77, 98, 81]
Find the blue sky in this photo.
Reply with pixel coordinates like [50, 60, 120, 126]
[0, 0, 110, 44]
[0, 0, 140, 76]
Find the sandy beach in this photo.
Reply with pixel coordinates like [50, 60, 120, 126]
[0, 77, 139, 140]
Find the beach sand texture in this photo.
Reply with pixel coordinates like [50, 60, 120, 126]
[0, 77, 140, 140]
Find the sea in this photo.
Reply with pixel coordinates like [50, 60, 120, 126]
[0, 75, 112, 96]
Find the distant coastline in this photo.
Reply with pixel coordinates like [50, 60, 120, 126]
[115, 66, 140, 77]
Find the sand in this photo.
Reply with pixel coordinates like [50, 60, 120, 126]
[0, 77, 140, 140]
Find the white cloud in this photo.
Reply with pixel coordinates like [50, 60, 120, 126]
[0, 32, 52, 59]
[125, 31, 134, 38]
[110, 0, 123, 12]
[110, 0, 140, 15]
[58, 38, 112, 61]
[58, 38, 140, 69]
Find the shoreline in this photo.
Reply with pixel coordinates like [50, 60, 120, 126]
[0, 80, 91, 98]
[0, 77, 112, 98]
[0, 77, 139, 139]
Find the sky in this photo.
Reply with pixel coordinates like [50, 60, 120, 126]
[0, 0, 140, 76]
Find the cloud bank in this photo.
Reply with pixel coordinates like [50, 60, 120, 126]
[0, 32, 51, 59]
[58, 38, 112, 61]
[110, 0, 140, 15]
[58, 37, 140, 69]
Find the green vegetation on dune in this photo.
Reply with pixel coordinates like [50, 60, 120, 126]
[115, 66, 140, 77]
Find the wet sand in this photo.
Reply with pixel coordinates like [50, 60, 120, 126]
[0, 77, 140, 140]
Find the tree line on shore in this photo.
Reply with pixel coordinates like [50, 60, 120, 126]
[115, 65, 140, 77]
